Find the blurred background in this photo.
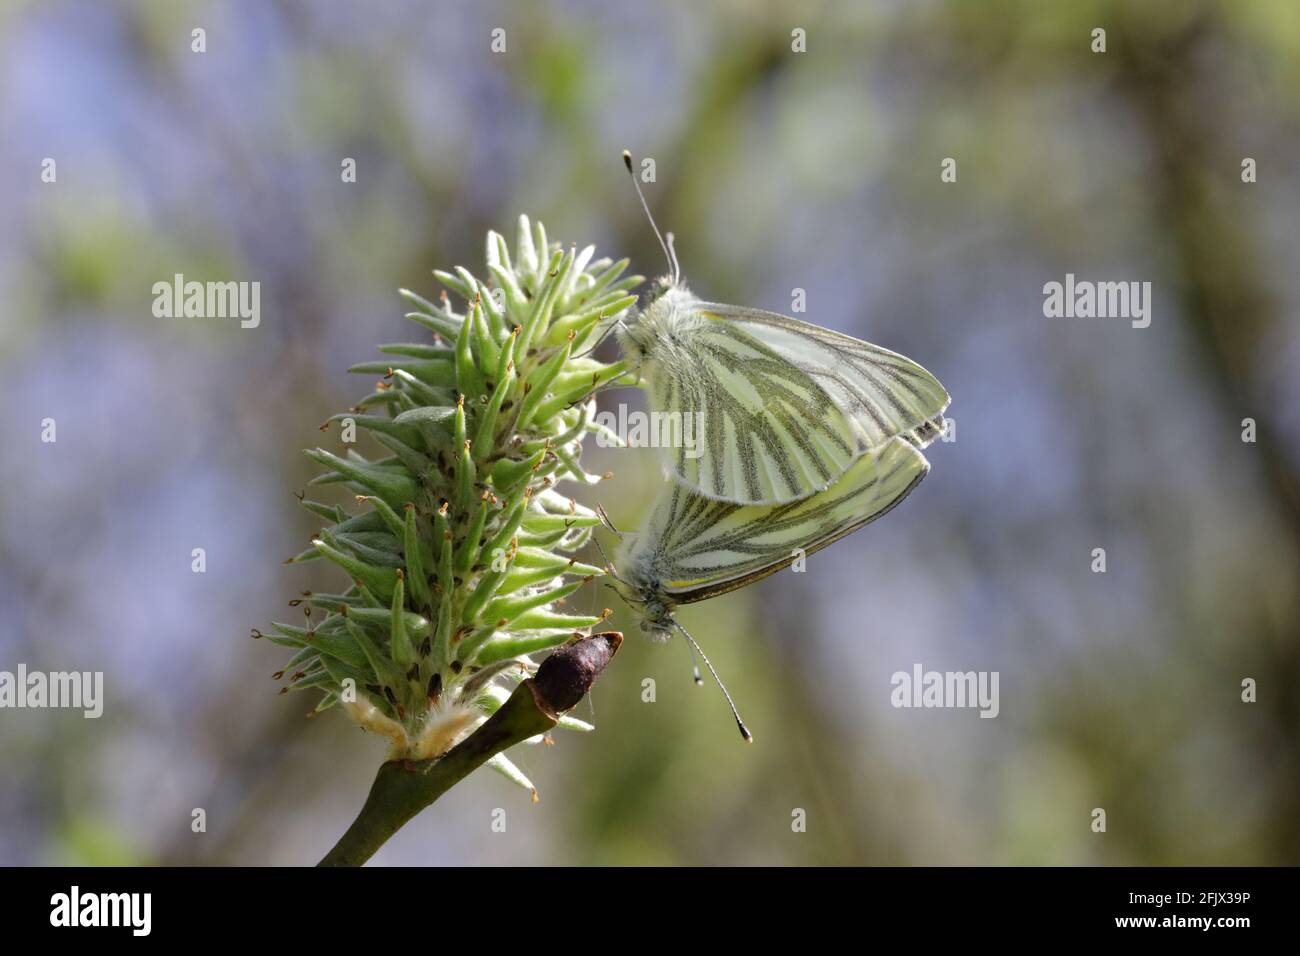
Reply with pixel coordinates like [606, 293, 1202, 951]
[1, 0, 1298, 865]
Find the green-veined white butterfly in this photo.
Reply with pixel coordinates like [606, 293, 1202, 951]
[604, 436, 930, 741]
[615, 151, 950, 505]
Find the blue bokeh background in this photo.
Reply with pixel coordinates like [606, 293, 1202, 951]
[1, 0, 1298, 865]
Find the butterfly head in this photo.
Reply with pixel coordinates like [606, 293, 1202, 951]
[608, 559, 676, 640]
[637, 597, 672, 631]
[646, 273, 679, 304]
[617, 280, 698, 370]
[614, 310, 651, 363]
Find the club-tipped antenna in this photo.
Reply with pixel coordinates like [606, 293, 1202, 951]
[622, 150, 679, 285]
[682, 635, 704, 686]
[671, 619, 752, 742]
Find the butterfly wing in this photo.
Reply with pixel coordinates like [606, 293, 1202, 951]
[628, 437, 929, 606]
[698, 301, 951, 452]
[647, 299, 949, 504]
[645, 305, 858, 506]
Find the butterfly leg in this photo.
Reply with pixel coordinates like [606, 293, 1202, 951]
[563, 370, 636, 409]
[589, 518, 628, 585]
[571, 314, 622, 359]
[594, 503, 624, 538]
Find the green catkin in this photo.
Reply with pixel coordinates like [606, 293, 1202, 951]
[460, 553, 514, 629]
[403, 505, 431, 608]
[455, 494, 493, 576]
[270, 217, 639, 771]
[434, 505, 454, 596]
[455, 440, 476, 513]
[473, 370, 514, 461]
[454, 299, 485, 398]
[389, 572, 415, 667]
[470, 298, 500, 374]
[362, 494, 406, 538]
[515, 335, 574, 431]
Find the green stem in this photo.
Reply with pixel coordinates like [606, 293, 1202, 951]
[317, 632, 621, 865]
[318, 680, 556, 866]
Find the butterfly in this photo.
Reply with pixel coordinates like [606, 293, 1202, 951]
[615, 151, 949, 506]
[603, 436, 931, 741]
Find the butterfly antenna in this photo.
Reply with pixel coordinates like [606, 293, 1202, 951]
[681, 634, 704, 686]
[665, 231, 681, 286]
[622, 150, 676, 283]
[615, 318, 646, 385]
[671, 619, 752, 743]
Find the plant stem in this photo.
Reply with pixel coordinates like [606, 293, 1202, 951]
[318, 632, 621, 866]
[318, 681, 554, 866]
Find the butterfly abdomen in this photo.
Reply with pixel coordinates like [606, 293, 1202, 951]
[906, 414, 947, 449]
